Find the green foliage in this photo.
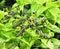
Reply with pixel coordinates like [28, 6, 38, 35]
[0, 10, 4, 20]
[0, 0, 60, 49]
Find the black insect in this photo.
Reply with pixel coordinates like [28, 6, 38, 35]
[21, 4, 31, 16]
[8, 11, 16, 19]
[12, 19, 25, 29]
[16, 26, 26, 37]
[54, 33, 60, 40]
[16, 30, 23, 37]
[24, 4, 31, 10]
[12, 22, 21, 29]
[41, 18, 46, 23]
[33, 18, 38, 26]
[4, 15, 10, 19]
[8, 11, 15, 16]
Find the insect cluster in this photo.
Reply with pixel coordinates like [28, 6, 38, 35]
[10, 4, 47, 37]
[0, 0, 60, 49]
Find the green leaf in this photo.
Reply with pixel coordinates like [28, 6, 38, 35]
[26, 28, 38, 37]
[41, 38, 48, 45]
[14, 46, 19, 49]
[45, 20, 60, 33]
[47, 40, 54, 49]
[16, 0, 32, 5]
[31, 4, 40, 14]
[34, 0, 45, 5]
[0, 10, 4, 20]
[51, 38, 60, 46]
[48, 7, 60, 23]
[40, 38, 48, 48]
[37, 5, 47, 16]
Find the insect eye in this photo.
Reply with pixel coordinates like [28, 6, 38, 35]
[16, 31, 22, 37]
